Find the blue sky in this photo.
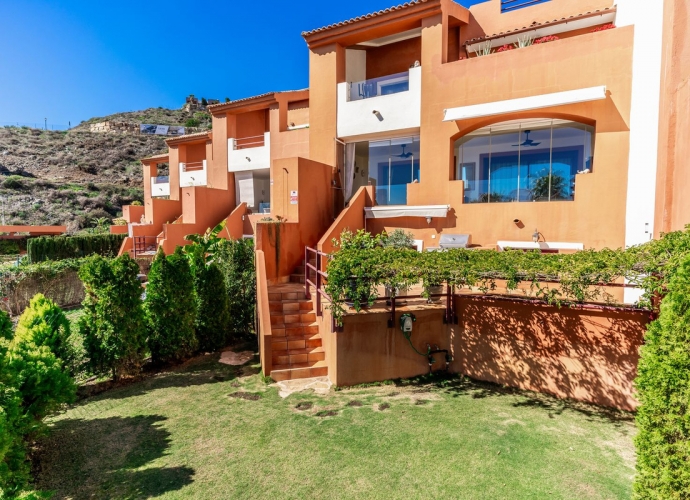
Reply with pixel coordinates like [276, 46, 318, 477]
[1, 0, 484, 126]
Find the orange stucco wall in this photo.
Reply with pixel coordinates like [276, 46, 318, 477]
[257, 157, 335, 280]
[409, 21, 634, 250]
[122, 205, 145, 224]
[365, 37, 422, 79]
[305, 3, 636, 251]
[654, 0, 690, 236]
[236, 110, 268, 138]
[327, 296, 648, 410]
[309, 43, 345, 167]
[318, 186, 373, 257]
[256, 250, 273, 376]
[462, 0, 614, 44]
[269, 108, 310, 163]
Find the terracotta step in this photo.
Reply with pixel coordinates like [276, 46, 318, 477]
[272, 346, 325, 365]
[268, 290, 307, 302]
[272, 335, 322, 352]
[290, 274, 306, 284]
[271, 360, 328, 382]
[270, 312, 316, 325]
[268, 300, 314, 313]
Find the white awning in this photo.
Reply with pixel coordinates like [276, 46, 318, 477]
[443, 86, 607, 122]
[364, 205, 450, 219]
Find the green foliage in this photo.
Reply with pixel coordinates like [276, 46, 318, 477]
[184, 220, 227, 267]
[130, 200, 143, 206]
[79, 254, 147, 378]
[634, 253, 690, 498]
[185, 118, 200, 128]
[0, 240, 21, 256]
[0, 379, 29, 498]
[2, 176, 25, 190]
[145, 248, 197, 363]
[0, 311, 12, 341]
[194, 262, 230, 352]
[325, 228, 690, 323]
[14, 294, 76, 374]
[381, 229, 416, 249]
[3, 340, 75, 422]
[215, 239, 256, 337]
[27, 234, 125, 263]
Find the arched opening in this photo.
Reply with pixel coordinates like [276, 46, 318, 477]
[453, 118, 594, 204]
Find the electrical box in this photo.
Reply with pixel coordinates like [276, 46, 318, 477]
[399, 313, 416, 333]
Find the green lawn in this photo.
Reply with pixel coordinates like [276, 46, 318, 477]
[35, 352, 636, 499]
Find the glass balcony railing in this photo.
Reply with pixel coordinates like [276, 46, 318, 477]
[153, 176, 169, 184]
[349, 71, 410, 101]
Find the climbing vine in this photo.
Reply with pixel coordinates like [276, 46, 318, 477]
[324, 228, 690, 323]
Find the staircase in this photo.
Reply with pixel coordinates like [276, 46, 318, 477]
[268, 260, 327, 381]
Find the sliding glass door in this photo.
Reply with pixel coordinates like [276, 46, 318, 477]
[345, 136, 420, 205]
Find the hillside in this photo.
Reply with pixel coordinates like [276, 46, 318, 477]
[74, 106, 211, 130]
[0, 98, 218, 232]
[0, 125, 170, 232]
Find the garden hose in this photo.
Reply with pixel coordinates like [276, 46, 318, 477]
[402, 328, 431, 357]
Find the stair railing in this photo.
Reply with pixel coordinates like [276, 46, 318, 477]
[305, 246, 331, 319]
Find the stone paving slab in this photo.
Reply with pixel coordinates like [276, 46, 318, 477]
[275, 376, 332, 398]
[219, 350, 255, 366]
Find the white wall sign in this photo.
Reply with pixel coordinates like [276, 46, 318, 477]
[290, 190, 298, 205]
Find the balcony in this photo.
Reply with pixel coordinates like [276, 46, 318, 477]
[179, 160, 207, 187]
[349, 71, 410, 101]
[151, 176, 170, 197]
[228, 132, 271, 172]
[337, 66, 421, 141]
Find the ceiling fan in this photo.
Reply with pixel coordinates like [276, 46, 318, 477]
[512, 130, 541, 147]
[395, 144, 414, 158]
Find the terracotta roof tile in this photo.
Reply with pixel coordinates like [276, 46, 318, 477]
[165, 131, 211, 144]
[301, 0, 430, 37]
[207, 89, 309, 110]
[465, 7, 616, 44]
[141, 153, 169, 162]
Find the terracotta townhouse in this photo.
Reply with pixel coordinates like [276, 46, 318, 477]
[114, 0, 690, 406]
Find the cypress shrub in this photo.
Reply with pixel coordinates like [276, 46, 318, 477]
[194, 261, 230, 352]
[14, 294, 76, 373]
[145, 247, 197, 364]
[216, 239, 256, 337]
[27, 234, 125, 263]
[0, 379, 28, 497]
[78, 254, 147, 379]
[0, 310, 12, 341]
[634, 253, 690, 498]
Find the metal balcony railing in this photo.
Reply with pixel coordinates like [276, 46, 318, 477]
[349, 71, 410, 101]
[233, 134, 265, 150]
[182, 161, 205, 172]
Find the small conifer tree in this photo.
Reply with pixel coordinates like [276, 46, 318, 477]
[634, 253, 690, 498]
[14, 294, 75, 372]
[145, 247, 197, 363]
[79, 254, 147, 379]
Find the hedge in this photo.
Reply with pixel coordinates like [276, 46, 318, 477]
[0, 259, 86, 316]
[27, 234, 125, 263]
[634, 252, 690, 498]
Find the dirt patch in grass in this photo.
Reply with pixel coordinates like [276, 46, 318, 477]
[295, 402, 313, 411]
[386, 392, 400, 397]
[347, 400, 363, 407]
[229, 392, 260, 401]
[379, 403, 391, 411]
[415, 399, 428, 405]
[315, 410, 338, 418]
